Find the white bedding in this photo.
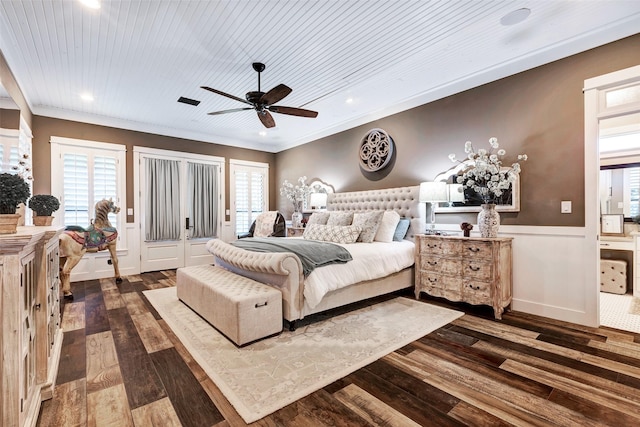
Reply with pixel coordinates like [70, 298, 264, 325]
[302, 239, 415, 308]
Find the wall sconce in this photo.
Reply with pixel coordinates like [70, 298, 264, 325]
[419, 181, 448, 232]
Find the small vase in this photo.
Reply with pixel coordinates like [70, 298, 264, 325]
[477, 204, 500, 238]
[291, 200, 303, 228]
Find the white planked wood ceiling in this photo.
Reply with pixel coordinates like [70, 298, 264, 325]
[1, 1, 639, 152]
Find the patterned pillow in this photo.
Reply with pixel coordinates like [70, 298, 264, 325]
[374, 210, 401, 242]
[307, 212, 330, 225]
[303, 224, 362, 244]
[326, 211, 354, 226]
[253, 211, 277, 237]
[393, 218, 411, 241]
[352, 211, 384, 243]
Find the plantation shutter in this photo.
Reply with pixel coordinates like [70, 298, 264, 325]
[234, 168, 266, 236]
[62, 152, 119, 228]
[630, 167, 640, 218]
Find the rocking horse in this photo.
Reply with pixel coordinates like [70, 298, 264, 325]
[59, 198, 122, 299]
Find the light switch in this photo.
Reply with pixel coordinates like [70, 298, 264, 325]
[561, 200, 572, 214]
[127, 208, 133, 215]
[618, 201, 624, 209]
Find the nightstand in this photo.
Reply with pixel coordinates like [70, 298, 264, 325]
[287, 227, 305, 237]
[415, 234, 513, 319]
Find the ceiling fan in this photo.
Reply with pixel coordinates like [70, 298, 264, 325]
[201, 62, 318, 128]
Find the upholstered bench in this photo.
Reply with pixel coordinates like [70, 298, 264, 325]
[176, 264, 282, 346]
[600, 259, 627, 294]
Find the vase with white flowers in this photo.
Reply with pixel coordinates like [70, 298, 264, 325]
[448, 137, 527, 237]
[280, 176, 313, 227]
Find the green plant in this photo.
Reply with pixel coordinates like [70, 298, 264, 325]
[0, 173, 31, 214]
[29, 194, 60, 216]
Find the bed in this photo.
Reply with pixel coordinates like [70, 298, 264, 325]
[207, 185, 426, 328]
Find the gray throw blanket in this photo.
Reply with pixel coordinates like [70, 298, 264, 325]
[231, 237, 353, 277]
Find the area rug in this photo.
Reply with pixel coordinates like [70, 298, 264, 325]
[143, 286, 463, 423]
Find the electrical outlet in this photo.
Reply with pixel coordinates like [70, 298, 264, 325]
[561, 200, 572, 214]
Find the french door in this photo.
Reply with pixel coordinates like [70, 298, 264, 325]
[134, 147, 224, 272]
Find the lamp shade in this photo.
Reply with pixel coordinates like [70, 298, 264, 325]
[419, 182, 448, 203]
[448, 183, 465, 203]
[309, 192, 328, 209]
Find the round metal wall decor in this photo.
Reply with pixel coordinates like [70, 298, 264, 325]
[359, 128, 394, 172]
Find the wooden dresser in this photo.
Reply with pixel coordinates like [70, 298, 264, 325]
[415, 234, 513, 319]
[1, 226, 63, 427]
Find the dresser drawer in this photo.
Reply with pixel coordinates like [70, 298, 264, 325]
[418, 272, 461, 293]
[462, 260, 492, 280]
[460, 240, 494, 260]
[462, 280, 492, 304]
[420, 238, 460, 257]
[419, 255, 461, 275]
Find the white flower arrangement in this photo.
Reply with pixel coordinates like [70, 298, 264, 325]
[280, 176, 314, 210]
[448, 137, 527, 205]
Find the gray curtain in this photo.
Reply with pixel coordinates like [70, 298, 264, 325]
[188, 162, 219, 238]
[145, 158, 181, 241]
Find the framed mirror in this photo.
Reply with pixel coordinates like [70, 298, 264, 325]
[433, 159, 520, 213]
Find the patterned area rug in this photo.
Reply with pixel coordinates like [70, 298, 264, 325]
[143, 286, 463, 423]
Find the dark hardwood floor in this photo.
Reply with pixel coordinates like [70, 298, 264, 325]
[38, 270, 640, 426]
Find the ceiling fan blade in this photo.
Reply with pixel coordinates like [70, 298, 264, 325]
[207, 107, 253, 116]
[201, 86, 252, 105]
[257, 110, 276, 128]
[268, 105, 318, 118]
[260, 84, 292, 106]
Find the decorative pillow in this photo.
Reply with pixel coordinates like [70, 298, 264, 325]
[352, 211, 384, 243]
[393, 218, 411, 241]
[307, 212, 330, 226]
[253, 211, 277, 237]
[303, 224, 361, 244]
[326, 211, 354, 226]
[374, 210, 401, 242]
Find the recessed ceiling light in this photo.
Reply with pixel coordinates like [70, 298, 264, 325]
[346, 97, 354, 104]
[79, 0, 101, 9]
[259, 131, 267, 137]
[500, 8, 531, 26]
[80, 93, 94, 102]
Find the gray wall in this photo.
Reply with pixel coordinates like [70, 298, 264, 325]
[275, 33, 640, 227]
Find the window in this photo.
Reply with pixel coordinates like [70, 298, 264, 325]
[51, 136, 126, 244]
[230, 159, 269, 236]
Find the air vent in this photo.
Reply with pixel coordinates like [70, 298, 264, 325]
[177, 96, 201, 106]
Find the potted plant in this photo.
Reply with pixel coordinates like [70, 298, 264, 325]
[29, 194, 60, 226]
[0, 172, 31, 233]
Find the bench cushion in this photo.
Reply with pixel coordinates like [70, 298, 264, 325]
[600, 259, 627, 294]
[177, 265, 282, 345]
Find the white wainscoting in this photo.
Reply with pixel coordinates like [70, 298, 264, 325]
[436, 224, 598, 327]
[68, 224, 140, 282]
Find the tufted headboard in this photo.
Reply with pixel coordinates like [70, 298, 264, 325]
[326, 186, 426, 241]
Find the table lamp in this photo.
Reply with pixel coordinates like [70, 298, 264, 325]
[419, 181, 448, 233]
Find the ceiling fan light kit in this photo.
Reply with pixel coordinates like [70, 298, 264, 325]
[201, 62, 318, 128]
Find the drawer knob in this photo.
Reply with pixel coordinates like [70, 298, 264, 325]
[427, 261, 438, 266]
[428, 277, 438, 283]
[468, 284, 481, 290]
[427, 243, 438, 249]
[469, 265, 481, 271]
[467, 246, 481, 253]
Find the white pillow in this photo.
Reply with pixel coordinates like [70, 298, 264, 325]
[374, 211, 401, 242]
[352, 211, 384, 243]
[303, 224, 361, 244]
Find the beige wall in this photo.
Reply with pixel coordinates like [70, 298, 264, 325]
[276, 33, 640, 227]
[31, 117, 276, 222]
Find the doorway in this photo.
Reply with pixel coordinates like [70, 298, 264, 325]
[133, 147, 225, 272]
[585, 65, 640, 333]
